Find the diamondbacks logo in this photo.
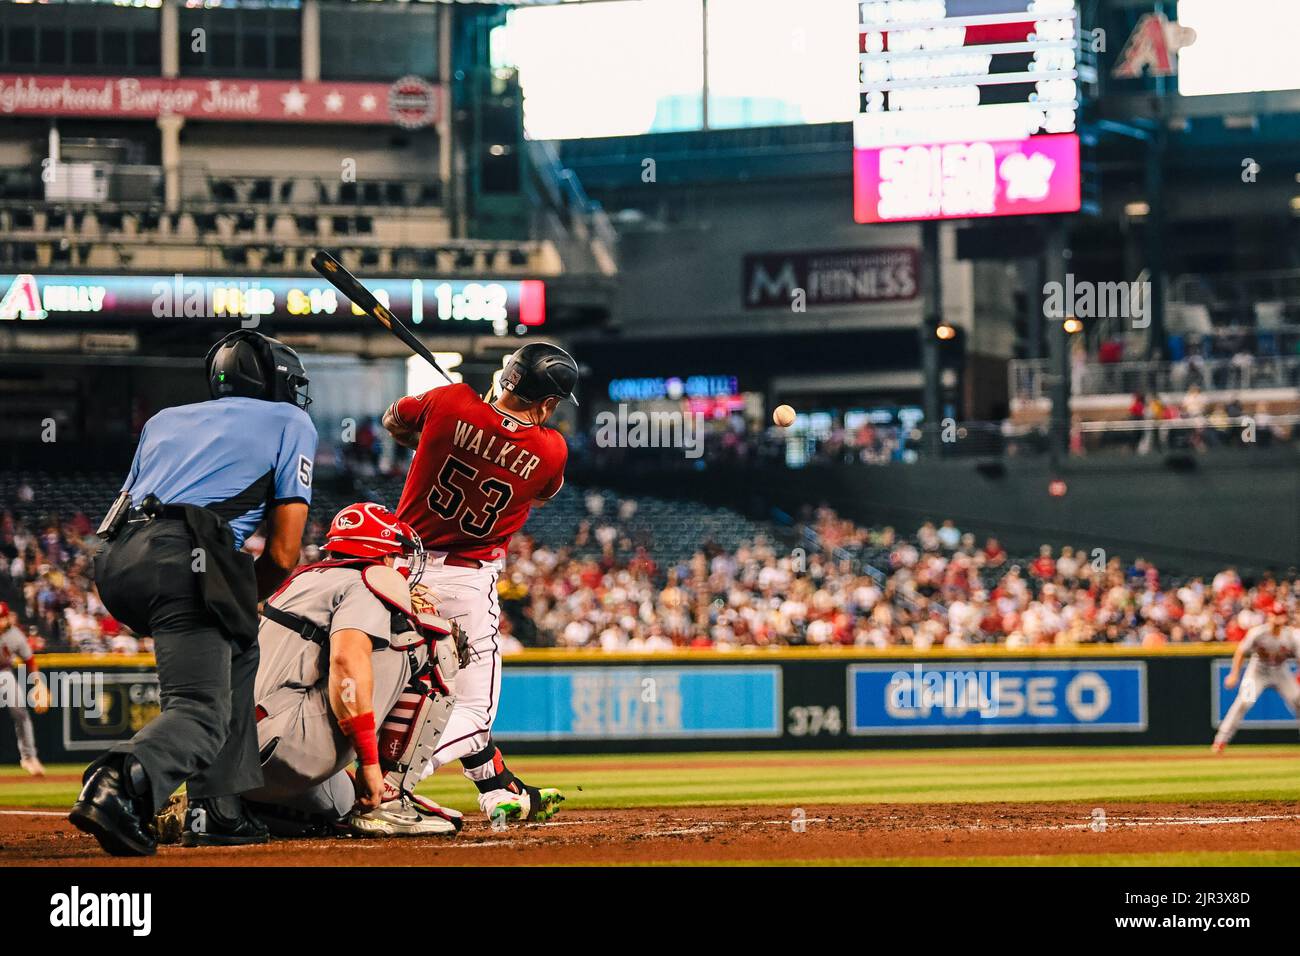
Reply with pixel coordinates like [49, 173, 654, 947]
[1112, 12, 1197, 80]
[0, 274, 48, 320]
[1000, 151, 1056, 201]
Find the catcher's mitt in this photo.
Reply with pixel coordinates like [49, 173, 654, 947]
[29, 676, 50, 714]
[410, 584, 471, 669]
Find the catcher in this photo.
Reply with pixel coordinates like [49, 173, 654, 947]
[172, 502, 465, 841]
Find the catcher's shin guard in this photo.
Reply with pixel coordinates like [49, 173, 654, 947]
[378, 677, 454, 795]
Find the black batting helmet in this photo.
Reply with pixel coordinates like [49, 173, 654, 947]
[206, 330, 311, 409]
[499, 342, 579, 406]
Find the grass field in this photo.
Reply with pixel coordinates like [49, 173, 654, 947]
[5, 746, 1300, 866]
[4, 745, 1300, 811]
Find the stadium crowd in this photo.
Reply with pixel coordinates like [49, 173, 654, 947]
[0, 489, 1292, 655]
[500, 504, 1285, 651]
[0, 502, 147, 656]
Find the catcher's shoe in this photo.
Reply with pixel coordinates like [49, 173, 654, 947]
[349, 794, 460, 837]
[20, 756, 45, 777]
[481, 785, 564, 825]
[244, 800, 345, 839]
[408, 792, 464, 833]
[153, 793, 188, 845]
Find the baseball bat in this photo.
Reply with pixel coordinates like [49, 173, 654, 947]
[309, 249, 454, 383]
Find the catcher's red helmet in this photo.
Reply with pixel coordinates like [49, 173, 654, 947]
[324, 503, 424, 578]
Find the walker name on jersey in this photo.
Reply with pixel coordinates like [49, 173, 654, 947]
[451, 420, 544, 479]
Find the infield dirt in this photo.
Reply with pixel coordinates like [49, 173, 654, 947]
[5, 801, 1300, 866]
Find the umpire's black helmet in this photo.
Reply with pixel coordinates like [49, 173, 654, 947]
[206, 329, 311, 409]
[500, 342, 580, 406]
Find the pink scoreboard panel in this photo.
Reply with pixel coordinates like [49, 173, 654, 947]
[855, 0, 1083, 224]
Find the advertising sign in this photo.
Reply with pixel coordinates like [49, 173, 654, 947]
[0, 73, 441, 127]
[848, 661, 1147, 734]
[493, 666, 783, 741]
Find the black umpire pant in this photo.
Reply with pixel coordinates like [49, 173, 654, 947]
[92, 518, 262, 813]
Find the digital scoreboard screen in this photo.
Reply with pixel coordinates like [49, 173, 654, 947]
[855, 0, 1082, 223]
[0, 273, 546, 332]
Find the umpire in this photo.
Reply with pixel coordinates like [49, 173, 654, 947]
[70, 330, 317, 856]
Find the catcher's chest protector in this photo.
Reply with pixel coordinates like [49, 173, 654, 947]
[256, 560, 461, 792]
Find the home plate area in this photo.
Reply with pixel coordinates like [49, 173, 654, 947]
[5, 802, 1300, 867]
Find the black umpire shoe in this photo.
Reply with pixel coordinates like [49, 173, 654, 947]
[68, 766, 158, 857]
[182, 796, 271, 847]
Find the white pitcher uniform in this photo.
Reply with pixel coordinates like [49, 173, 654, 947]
[1215, 624, 1300, 746]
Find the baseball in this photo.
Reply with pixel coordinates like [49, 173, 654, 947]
[772, 404, 796, 427]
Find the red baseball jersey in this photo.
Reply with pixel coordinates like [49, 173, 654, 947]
[391, 383, 567, 562]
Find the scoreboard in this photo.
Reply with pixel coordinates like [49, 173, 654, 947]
[855, 0, 1082, 223]
[0, 272, 546, 332]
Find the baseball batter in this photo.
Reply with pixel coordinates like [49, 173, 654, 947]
[383, 342, 578, 824]
[1213, 601, 1300, 753]
[1, 603, 45, 777]
[237, 502, 464, 837]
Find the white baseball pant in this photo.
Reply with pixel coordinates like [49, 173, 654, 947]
[1215, 660, 1300, 746]
[0, 668, 37, 761]
[418, 558, 503, 776]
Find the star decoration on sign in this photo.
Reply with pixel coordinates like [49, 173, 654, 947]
[325, 91, 344, 113]
[999, 152, 1056, 202]
[281, 86, 308, 115]
[360, 94, 378, 113]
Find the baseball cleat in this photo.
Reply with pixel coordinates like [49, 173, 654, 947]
[349, 794, 460, 837]
[1211, 741, 1225, 755]
[482, 786, 565, 825]
[529, 787, 565, 822]
[408, 792, 464, 832]
[244, 800, 345, 839]
[20, 756, 45, 777]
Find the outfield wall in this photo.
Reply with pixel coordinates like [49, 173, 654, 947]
[6, 647, 1294, 765]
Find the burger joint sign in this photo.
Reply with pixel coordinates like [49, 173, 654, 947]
[0, 73, 441, 128]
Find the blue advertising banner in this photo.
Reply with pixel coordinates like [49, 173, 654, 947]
[493, 666, 783, 741]
[847, 661, 1147, 735]
[1211, 660, 1299, 729]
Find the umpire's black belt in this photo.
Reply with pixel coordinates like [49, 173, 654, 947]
[127, 503, 190, 522]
